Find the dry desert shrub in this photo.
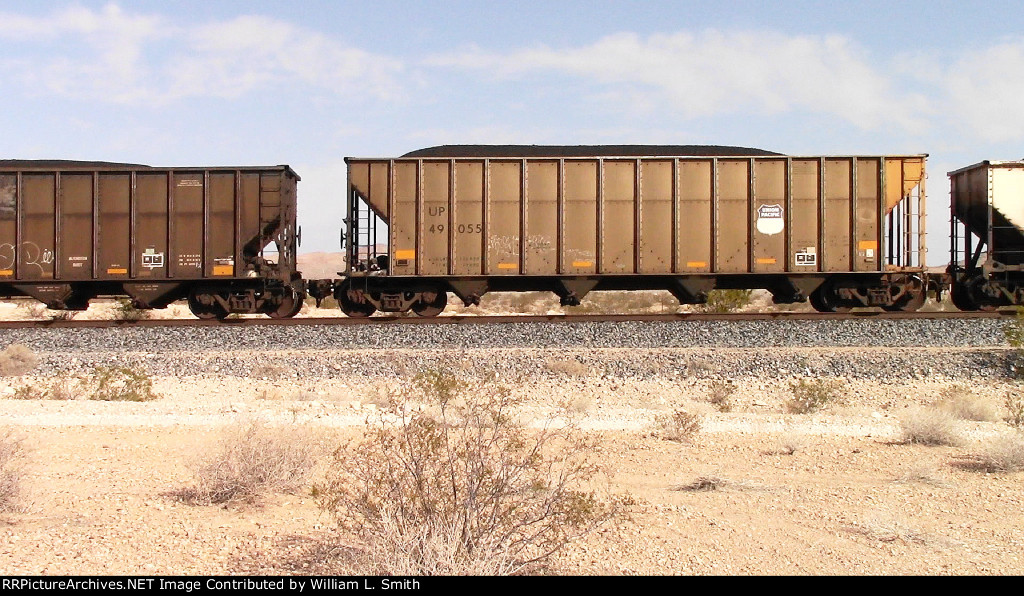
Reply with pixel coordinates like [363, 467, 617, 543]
[10, 376, 78, 401]
[653, 408, 702, 443]
[936, 385, 1000, 422]
[899, 407, 962, 446]
[973, 432, 1024, 472]
[852, 511, 928, 545]
[707, 380, 735, 412]
[0, 344, 38, 376]
[894, 464, 951, 487]
[251, 363, 289, 380]
[567, 395, 595, 415]
[0, 429, 25, 512]
[318, 370, 621, 575]
[784, 378, 840, 414]
[777, 431, 808, 455]
[179, 421, 321, 505]
[1005, 392, 1024, 429]
[543, 358, 592, 377]
[671, 474, 761, 492]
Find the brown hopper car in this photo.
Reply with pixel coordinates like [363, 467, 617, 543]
[333, 146, 929, 315]
[0, 161, 303, 318]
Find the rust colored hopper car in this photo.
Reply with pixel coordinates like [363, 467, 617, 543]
[331, 145, 929, 316]
[0, 161, 303, 318]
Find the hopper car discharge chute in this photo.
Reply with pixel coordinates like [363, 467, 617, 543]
[948, 160, 1024, 310]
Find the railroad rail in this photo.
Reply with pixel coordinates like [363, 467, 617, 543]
[0, 309, 1015, 330]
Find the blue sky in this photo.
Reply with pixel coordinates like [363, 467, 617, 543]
[2, 1, 1024, 263]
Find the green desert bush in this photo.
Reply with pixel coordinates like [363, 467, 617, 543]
[318, 370, 621, 575]
[703, 289, 753, 313]
[88, 365, 159, 402]
[784, 378, 840, 414]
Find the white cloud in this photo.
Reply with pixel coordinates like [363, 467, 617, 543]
[941, 41, 1024, 143]
[0, 3, 402, 105]
[428, 31, 933, 133]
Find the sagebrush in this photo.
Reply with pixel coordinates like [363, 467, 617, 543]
[180, 421, 321, 505]
[318, 370, 621, 575]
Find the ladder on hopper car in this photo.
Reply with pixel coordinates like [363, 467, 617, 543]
[346, 188, 385, 273]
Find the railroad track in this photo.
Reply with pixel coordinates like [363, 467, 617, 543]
[0, 309, 1015, 330]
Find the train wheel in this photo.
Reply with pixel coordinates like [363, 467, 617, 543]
[809, 288, 831, 313]
[809, 283, 850, 313]
[188, 292, 227, 320]
[267, 291, 303, 319]
[338, 291, 376, 318]
[950, 283, 978, 311]
[951, 279, 996, 312]
[412, 290, 448, 317]
[883, 278, 926, 312]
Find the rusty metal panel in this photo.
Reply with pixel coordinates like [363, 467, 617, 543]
[20, 174, 56, 280]
[485, 161, 521, 274]
[207, 173, 236, 277]
[716, 160, 749, 273]
[752, 159, 786, 273]
[420, 161, 450, 276]
[98, 173, 131, 278]
[563, 160, 598, 274]
[602, 160, 636, 273]
[789, 159, 820, 271]
[134, 173, 169, 279]
[640, 160, 673, 273]
[0, 175, 16, 279]
[676, 160, 712, 272]
[238, 173, 260, 266]
[391, 161, 418, 275]
[823, 159, 852, 271]
[855, 158, 881, 271]
[368, 162, 390, 218]
[454, 161, 484, 275]
[58, 173, 94, 280]
[525, 160, 557, 275]
[171, 172, 204, 279]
